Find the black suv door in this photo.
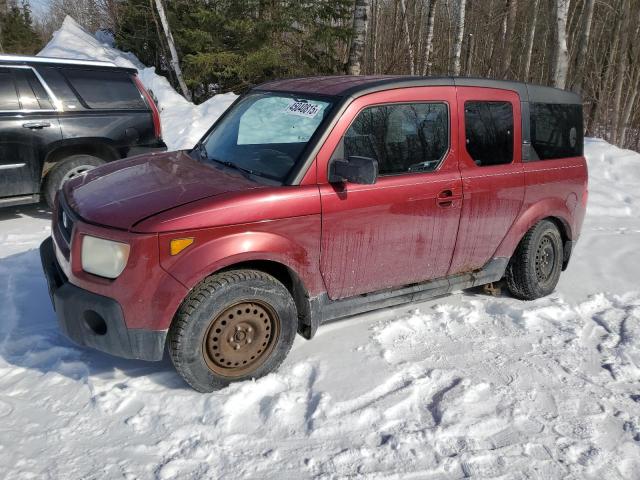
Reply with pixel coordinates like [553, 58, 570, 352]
[0, 66, 62, 198]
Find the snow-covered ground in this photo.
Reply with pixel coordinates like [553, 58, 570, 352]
[0, 18, 639, 480]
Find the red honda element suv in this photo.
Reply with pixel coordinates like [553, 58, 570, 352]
[41, 76, 588, 392]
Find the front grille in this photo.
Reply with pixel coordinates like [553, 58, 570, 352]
[57, 198, 75, 245]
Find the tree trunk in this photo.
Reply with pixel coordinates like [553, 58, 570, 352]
[571, 0, 594, 92]
[347, 0, 370, 75]
[153, 0, 191, 101]
[552, 0, 570, 89]
[400, 0, 415, 74]
[422, 0, 437, 75]
[501, 0, 518, 78]
[452, 0, 467, 75]
[611, 0, 632, 144]
[522, 0, 540, 82]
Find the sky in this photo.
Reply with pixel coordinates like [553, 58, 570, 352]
[29, 0, 49, 19]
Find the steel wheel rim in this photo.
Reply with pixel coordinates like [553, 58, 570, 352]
[62, 165, 95, 183]
[203, 300, 280, 378]
[535, 234, 556, 282]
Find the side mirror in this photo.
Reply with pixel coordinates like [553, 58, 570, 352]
[328, 156, 378, 185]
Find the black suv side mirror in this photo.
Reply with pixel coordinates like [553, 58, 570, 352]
[328, 156, 378, 185]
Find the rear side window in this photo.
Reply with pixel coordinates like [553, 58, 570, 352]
[14, 69, 54, 110]
[465, 101, 513, 166]
[342, 102, 449, 175]
[530, 103, 583, 159]
[0, 69, 20, 110]
[63, 69, 146, 109]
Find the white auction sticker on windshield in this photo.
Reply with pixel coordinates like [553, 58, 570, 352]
[284, 101, 322, 118]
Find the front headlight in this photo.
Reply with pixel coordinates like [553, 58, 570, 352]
[81, 235, 130, 279]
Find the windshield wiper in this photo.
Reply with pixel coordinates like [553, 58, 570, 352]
[209, 157, 264, 178]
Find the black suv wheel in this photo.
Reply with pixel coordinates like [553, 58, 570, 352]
[44, 155, 105, 207]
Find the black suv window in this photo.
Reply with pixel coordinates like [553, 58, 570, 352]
[0, 69, 20, 110]
[465, 101, 514, 166]
[14, 69, 54, 110]
[63, 69, 146, 109]
[342, 103, 449, 175]
[531, 103, 583, 160]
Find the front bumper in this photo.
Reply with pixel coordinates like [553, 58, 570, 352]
[40, 236, 166, 361]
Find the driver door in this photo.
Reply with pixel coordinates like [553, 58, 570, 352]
[318, 87, 463, 299]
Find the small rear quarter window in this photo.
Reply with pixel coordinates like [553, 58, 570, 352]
[63, 69, 147, 110]
[530, 103, 583, 160]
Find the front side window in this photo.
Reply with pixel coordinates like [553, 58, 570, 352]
[340, 102, 449, 175]
[530, 103, 583, 160]
[63, 69, 146, 109]
[202, 92, 333, 182]
[465, 101, 514, 166]
[0, 69, 20, 110]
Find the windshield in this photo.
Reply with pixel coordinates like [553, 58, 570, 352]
[199, 92, 334, 182]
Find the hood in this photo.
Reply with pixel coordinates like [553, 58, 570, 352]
[64, 150, 264, 230]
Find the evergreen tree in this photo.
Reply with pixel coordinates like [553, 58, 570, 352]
[0, 1, 43, 54]
[115, 0, 352, 102]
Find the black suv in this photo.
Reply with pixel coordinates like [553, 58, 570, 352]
[0, 54, 166, 208]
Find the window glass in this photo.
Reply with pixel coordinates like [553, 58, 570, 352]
[238, 96, 330, 144]
[14, 69, 53, 110]
[0, 70, 20, 110]
[465, 101, 514, 166]
[342, 103, 449, 175]
[39, 67, 82, 110]
[63, 69, 146, 109]
[530, 103, 583, 159]
[202, 92, 333, 182]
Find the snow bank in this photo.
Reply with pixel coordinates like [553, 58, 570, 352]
[38, 17, 237, 151]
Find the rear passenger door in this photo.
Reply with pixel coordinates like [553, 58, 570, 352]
[0, 66, 62, 198]
[448, 87, 525, 274]
[318, 87, 463, 299]
[38, 67, 153, 153]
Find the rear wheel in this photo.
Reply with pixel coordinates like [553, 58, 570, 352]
[505, 220, 563, 300]
[168, 270, 297, 392]
[44, 154, 105, 207]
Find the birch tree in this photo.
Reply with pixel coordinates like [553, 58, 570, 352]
[552, 0, 570, 89]
[153, 0, 191, 100]
[421, 0, 437, 75]
[347, 0, 370, 75]
[400, 0, 415, 74]
[452, 0, 467, 75]
[611, 0, 632, 143]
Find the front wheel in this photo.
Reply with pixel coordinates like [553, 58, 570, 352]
[168, 270, 298, 392]
[505, 220, 564, 300]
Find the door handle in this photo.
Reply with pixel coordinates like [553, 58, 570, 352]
[436, 189, 462, 207]
[22, 121, 52, 129]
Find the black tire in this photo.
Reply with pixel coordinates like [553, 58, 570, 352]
[44, 154, 105, 207]
[168, 269, 298, 392]
[506, 219, 564, 300]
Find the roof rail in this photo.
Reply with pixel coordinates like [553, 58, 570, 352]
[0, 54, 118, 68]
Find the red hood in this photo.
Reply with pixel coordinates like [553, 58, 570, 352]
[64, 151, 264, 230]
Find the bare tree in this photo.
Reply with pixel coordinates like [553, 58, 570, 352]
[399, 0, 415, 74]
[153, 0, 190, 100]
[500, 0, 518, 78]
[552, 0, 570, 89]
[571, 0, 594, 92]
[422, 0, 437, 75]
[347, 0, 370, 75]
[611, 0, 632, 143]
[452, 0, 467, 75]
[522, 0, 540, 82]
